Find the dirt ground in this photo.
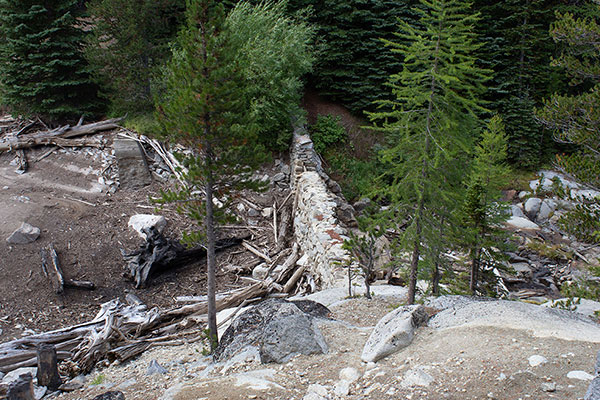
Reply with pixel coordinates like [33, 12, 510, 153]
[54, 295, 598, 400]
[0, 138, 275, 342]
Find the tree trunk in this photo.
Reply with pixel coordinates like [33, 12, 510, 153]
[470, 247, 480, 294]
[205, 161, 218, 351]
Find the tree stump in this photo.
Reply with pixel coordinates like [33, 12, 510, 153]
[36, 343, 62, 390]
[7, 373, 34, 400]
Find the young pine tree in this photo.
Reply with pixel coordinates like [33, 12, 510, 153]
[157, 0, 266, 350]
[368, 0, 489, 304]
[461, 116, 511, 294]
[0, 0, 101, 121]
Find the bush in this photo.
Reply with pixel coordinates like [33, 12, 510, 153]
[310, 114, 347, 154]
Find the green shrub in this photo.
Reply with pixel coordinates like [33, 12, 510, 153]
[310, 114, 347, 154]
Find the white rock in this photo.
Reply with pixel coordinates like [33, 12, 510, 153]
[2, 367, 37, 385]
[128, 214, 167, 239]
[303, 393, 326, 400]
[262, 207, 273, 218]
[506, 216, 540, 230]
[567, 370, 595, 381]
[524, 197, 542, 220]
[6, 222, 40, 244]
[528, 355, 548, 367]
[361, 305, 427, 363]
[400, 367, 434, 388]
[339, 367, 361, 383]
[519, 191, 530, 199]
[334, 380, 351, 396]
[252, 264, 269, 280]
[306, 383, 328, 397]
[541, 382, 556, 392]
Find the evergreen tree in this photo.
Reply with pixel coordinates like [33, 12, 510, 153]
[461, 116, 510, 294]
[473, 0, 564, 168]
[536, 2, 600, 242]
[287, 0, 421, 114]
[0, 0, 101, 121]
[157, 0, 266, 350]
[86, 0, 184, 115]
[368, 0, 489, 304]
[157, 0, 311, 350]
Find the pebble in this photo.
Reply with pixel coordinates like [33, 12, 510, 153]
[528, 355, 548, 367]
[541, 382, 556, 392]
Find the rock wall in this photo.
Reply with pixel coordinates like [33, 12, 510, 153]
[290, 126, 355, 288]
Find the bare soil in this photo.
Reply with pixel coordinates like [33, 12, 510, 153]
[0, 137, 276, 342]
[55, 295, 598, 400]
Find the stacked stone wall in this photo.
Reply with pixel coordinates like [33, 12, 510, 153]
[290, 126, 355, 287]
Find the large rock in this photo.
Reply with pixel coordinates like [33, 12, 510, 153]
[128, 215, 166, 239]
[113, 138, 151, 189]
[506, 216, 540, 230]
[586, 377, 600, 400]
[510, 205, 525, 219]
[6, 222, 40, 244]
[214, 299, 330, 364]
[537, 199, 556, 223]
[361, 305, 429, 363]
[524, 197, 542, 220]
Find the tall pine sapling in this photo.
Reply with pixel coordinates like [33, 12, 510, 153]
[156, 0, 266, 351]
[461, 116, 511, 294]
[368, 0, 489, 304]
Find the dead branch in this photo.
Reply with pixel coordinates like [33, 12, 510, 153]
[242, 241, 272, 263]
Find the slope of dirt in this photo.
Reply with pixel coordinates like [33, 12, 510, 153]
[0, 140, 279, 342]
[54, 293, 599, 400]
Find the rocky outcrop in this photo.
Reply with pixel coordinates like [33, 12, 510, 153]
[213, 299, 330, 364]
[6, 222, 40, 244]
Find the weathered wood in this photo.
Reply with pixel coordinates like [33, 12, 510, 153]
[6, 373, 34, 400]
[284, 265, 306, 293]
[36, 344, 62, 391]
[64, 279, 95, 290]
[242, 241, 272, 263]
[275, 244, 299, 283]
[48, 244, 64, 294]
[122, 228, 248, 288]
[15, 149, 28, 174]
[0, 117, 122, 152]
[275, 204, 292, 252]
[125, 293, 144, 307]
[40, 248, 49, 278]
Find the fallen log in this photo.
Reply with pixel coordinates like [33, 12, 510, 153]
[122, 227, 249, 288]
[0, 117, 122, 152]
[64, 280, 95, 290]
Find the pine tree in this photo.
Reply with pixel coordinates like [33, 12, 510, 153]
[86, 0, 184, 115]
[473, 0, 564, 168]
[368, 0, 489, 304]
[536, 2, 600, 242]
[0, 0, 101, 121]
[157, 0, 266, 350]
[461, 116, 510, 294]
[286, 0, 421, 114]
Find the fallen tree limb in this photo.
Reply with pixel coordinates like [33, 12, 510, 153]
[0, 117, 122, 152]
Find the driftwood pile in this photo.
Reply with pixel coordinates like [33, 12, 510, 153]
[0, 241, 303, 376]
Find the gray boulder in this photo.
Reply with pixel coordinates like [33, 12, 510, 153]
[510, 205, 525, 219]
[586, 377, 600, 400]
[6, 222, 40, 244]
[361, 305, 429, 363]
[506, 216, 540, 230]
[537, 199, 556, 223]
[524, 197, 542, 220]
[214, 299, 330, 364]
